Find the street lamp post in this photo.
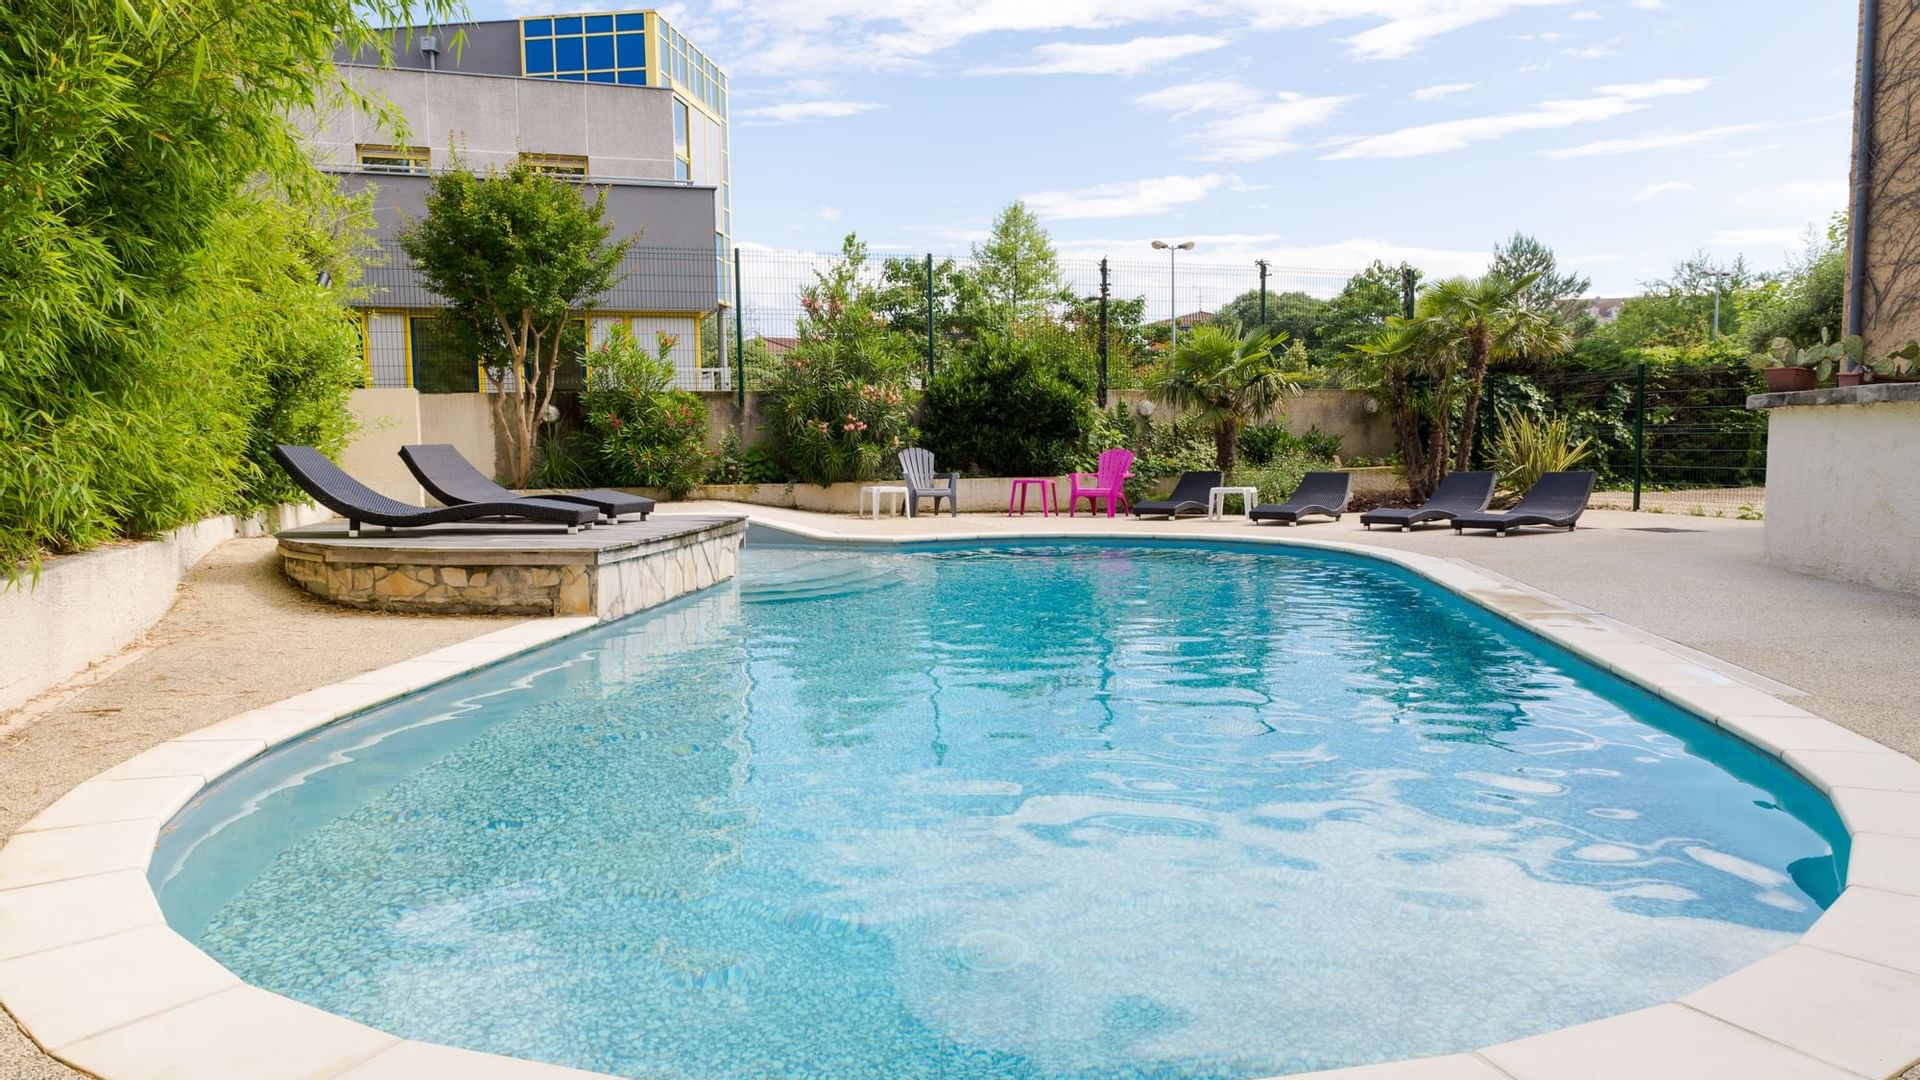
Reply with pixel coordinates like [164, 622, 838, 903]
[1705, 270, 1733, 341]
[1151, 240, 1195, 351]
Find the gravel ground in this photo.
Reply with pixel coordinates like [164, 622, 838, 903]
[4, 515, 1916, 1080]
[0, 538, 507, 1079]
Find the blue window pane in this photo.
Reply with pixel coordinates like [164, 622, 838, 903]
[617, 32, 645, 66]
[524, 39, 554, 74]
[675, 158, 690, 181]
[585, 34, 614, 70]
[616, 68, 647, 85]
[524, 17, 551, 37]
[615, 12, 644, 30]
[554, 36, 584, 71]
[584, 13, 613, 32]
[586, 70, 615, 83]
[554, 15, 582, 34]
[557, 71, 585, 81]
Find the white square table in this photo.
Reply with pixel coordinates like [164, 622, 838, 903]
[1208, 485, 1260, 520]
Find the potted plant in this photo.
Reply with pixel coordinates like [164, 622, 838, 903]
[1750, 335, 1832, 392]
[1859, 340, 1920, 384]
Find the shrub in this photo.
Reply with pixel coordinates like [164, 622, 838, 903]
[580, 328, 713, 498]
[923, 326, 1095, 476]
[1487, 405, 1593, 497]
[1237, 422, 1343, 467]
[0, 0, 454, 576]
[763, 235, 919, 484]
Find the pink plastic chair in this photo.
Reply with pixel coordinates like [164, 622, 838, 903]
[1067, 448, 1134, 518]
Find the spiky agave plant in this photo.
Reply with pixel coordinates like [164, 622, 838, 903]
[1488, 404, 1593, 499]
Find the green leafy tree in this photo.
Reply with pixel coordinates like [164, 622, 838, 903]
[0, 0, 449, 573]
[922, 324, 1095, 476]
[1318, 261, 1420, 365]
[1218, 289, 1331, 358]
[1061, 292, 1154, 387]
[1151, 324, 1304, 473]
[1609, 254, 1760, 349]
[399, 157, 631, 487]
[1743, 213, 1847, 349]
[1489, 232, 1591, 316]
[763, 234, 919, 484]
[971, 201, 1071, 326]
[1402, 274, 1573, 471]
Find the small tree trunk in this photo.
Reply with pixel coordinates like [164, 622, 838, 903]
[1455, 333, 1491, 472]
[1215, 421, 1238, 474]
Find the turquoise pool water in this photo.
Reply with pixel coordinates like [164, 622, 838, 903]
[153, 540, 1847, 1079]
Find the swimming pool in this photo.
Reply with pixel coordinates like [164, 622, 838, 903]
[151, 540, 1848, 1079]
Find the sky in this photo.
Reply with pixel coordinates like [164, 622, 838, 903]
[467, 0, 1860, 299]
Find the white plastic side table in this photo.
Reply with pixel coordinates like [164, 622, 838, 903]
[1208, 485, 1260, 520]
[861, 485, 909, 519]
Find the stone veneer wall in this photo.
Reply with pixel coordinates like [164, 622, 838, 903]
[280, 520, 744, 617]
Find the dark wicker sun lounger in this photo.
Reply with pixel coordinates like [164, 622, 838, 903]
[1360, 471, 1496, 531]
[1451, 471, 1596, 536]
[1250, 471, 1353, 526]
[400, 443, 653, 523]
[274, 445, 597, 537]
[1133, 470, 1223, 519]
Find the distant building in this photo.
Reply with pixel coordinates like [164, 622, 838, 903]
[1583, 297, 1628, 324]
[307, 10, 734, 391]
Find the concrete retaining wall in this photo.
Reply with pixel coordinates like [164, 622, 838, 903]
[1755, 386, 1920, 595]
[343, 389, 509, 506]
[0, 503, 332, 714]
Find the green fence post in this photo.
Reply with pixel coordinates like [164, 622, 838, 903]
[924, 253, 935, 384]
[733, 246, 745, 408]
[1632, 362, 1646, 511]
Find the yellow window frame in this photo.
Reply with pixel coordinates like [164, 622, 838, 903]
[357, 144, 429, 175]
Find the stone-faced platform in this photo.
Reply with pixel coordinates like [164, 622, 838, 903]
[277, 514, 745, 617]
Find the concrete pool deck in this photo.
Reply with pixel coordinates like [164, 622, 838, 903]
[2, 508, 1918, 1080]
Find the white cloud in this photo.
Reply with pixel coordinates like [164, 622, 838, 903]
[1540, 109, 1848, 158]
[1408, 82, 1475, 101]
[1136, 80, 1350, 162]
[1023, 174, 1230, 219]
[1324, 77, 1707, 160]
[1710, 226, 1812, 247]
[1511, 31, 1569, 41]
[704, 0, 1579, 74]
[818, 206, 843, 222]
[1569, 9, 1601, 19]
[974, 34, 1228, 76]
[735, 100, 884, 124]
[1628, 0, 1665, 9]
[1133, 78, 1264, 119]
[1562, 45, 1611, 59]
[1633, 180, 1691, 200]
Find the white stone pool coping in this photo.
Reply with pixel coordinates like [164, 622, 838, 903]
[2, 517, 1918, 1080]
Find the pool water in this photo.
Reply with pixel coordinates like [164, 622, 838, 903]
[153, 541, 1846, 1079]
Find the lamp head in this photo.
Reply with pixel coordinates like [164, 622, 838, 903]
[1150, 240, 1169, 250]
[1177, 241, 1195, 251]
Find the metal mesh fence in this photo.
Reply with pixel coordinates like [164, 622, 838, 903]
[1522, 364, 1768, 517]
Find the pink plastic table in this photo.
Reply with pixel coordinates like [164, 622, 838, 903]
[1007, 477, 1056, 517]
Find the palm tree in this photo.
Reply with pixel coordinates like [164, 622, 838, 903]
[1352, 315, 1459, 501]
[1151, 323, 1301, 473]
[1399, 273, 1572, 470]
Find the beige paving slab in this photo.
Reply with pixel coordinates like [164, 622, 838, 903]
[1477, 1003, 1854, 1080]
[0, 926, 238, 1050]
[341, 658, 486, 692]
[14, 776, 205, 833]
[340, 1040, 615, 1079]
[1829, 787, 1920, 839]
[1785, 749, 1920, 794]
[172, 706, 343, 747]
[1287, 1053, 1515, 1079]
[56, 984, 399, 1080]
[267, 681, 409, 718]
[0, 821, 156, 891]
[1710, 712, 1894, 758]
[409, 638, 539, 667]
[1660, 684, 1823, 723]
[0, 871, 162, 961]
[92, 739, 266, 783]
[1682, 943, 1920, 1078]
[1847, 833, 1920, 896]
[1802, 887, 1920, 975]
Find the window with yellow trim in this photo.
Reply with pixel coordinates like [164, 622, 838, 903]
[519, 152, 589, 178]
[357, 144, 429, 175]
[672, 100, 691, 181]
